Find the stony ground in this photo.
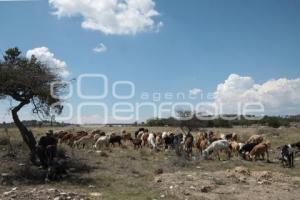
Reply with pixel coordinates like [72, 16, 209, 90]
[0, 186, 95, 200]
[153, 165, 300, 200]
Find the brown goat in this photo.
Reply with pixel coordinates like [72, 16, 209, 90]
[54, 131, 68, 139]
[195, 133, 208, 154]
[60, 133, 74, 145]
[122, 132, 133, 144]
[247, 135, 263, 144]
[249, 143, 270, 161]
[141, 132, 149, 146]
[132, 138, 142, 149]
[229, 141, 240, 156]
[155, 135, 163, 146]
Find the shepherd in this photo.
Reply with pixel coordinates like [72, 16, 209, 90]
[36, 130, 58, 168]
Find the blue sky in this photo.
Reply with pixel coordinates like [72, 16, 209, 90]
[1, 0, 300, 123]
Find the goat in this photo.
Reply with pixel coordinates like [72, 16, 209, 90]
[147, 133, 156, 149]
[76, 131, 88, 137]
[92, 131, 105, 139]
[137, 131, 144, 139]
[131, 138, 142, 149]
[109, 135, 122, 147]
[162, 131, 170, 139]
[221, 133, 238, 141]
[68, 131, 89, 145]
[239, 142, 257, 159]
[246, 135, 263, 144]
[122, 132, 132, 144]
[141, 132, 149, 146]
[196, 138, 209, 154]
[94, 133, 101, 142]
[183, 134, 193, 158]
[203, 140, 231, 160]
[91, 129, 102, 135]
[249, 143, 270, 161]
[60, 133, 74, 145]
[281, 144, 295, 168]
[54, 131, 68, 139]
[135, 128, 145, 139]
[231, 132, 238, 141]
[164, 133, 174, 149]
[155, 135, 163, 146]
[195, 133, 207, 153]
[291, 141, 300, 151]
[94, 136, 109, 149]
[74, 134, 93, 149]
[229, 141, 241, 156]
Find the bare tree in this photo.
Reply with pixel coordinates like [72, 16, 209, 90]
[176, 110, 201, 134]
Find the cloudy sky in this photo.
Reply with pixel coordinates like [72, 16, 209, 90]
[1, 0, 300, 123]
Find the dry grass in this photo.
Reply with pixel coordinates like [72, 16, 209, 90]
[0, 125, 300, 199]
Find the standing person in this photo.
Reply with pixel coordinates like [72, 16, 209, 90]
[36, 130, 58, 168]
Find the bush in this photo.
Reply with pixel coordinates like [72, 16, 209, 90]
[66, 158, 92, 173]
[268, 120, 281, 128]
[14, 165, 46, 182]
[0, 137, 9, 145]
[56, 147, 67, 158]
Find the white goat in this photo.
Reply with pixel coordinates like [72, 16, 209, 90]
[94, 133, 101, 141]
[203, 140, 231, 160]
[147, 133, 156, 149]
[162, 131, 169, 139]
[238, 143, 245, 150]
[137, 131, 144, 139]
[94, 135, 109, 149]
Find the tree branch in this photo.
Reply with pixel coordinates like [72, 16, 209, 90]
[12, 100, 30, 113]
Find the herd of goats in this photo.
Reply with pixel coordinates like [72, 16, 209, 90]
[53, 128, 300, 168]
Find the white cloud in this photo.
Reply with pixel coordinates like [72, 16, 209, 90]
[189, 88, 202, 96]
[26, 47, 70, 77]
[213, 74, 300, 114]
[49, 0, 163, 35]
[93, 43, 107, 53]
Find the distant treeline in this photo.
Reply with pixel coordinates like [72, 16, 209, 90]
[0, 120, 70, 128]
[1, 115, 300, 129]
[146, 115, 300, 128]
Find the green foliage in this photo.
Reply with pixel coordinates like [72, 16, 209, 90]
[146, 117, 178, 126]
[145, 115, 297, 128]
[213, 117, 232, 128]
[0, 47, 66, 117]
[260, 116, 290, 128]
[0, 120, 69, 128]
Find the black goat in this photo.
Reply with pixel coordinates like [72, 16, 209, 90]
[239, 143, 257, 159]
[109, 135, 122, 146]
[164, 133, 175, 149]
[281, 145, 294, 168]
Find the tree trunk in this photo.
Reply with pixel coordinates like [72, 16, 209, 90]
[11, 101, 38, 165]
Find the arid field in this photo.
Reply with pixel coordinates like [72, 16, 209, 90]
[0, 125, 300, 200]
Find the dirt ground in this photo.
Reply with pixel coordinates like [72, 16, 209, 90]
[0, 125, 300, 200]
[153, 165, 300, 200]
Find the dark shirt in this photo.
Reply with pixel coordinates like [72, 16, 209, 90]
[38, 135, 58, 147]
